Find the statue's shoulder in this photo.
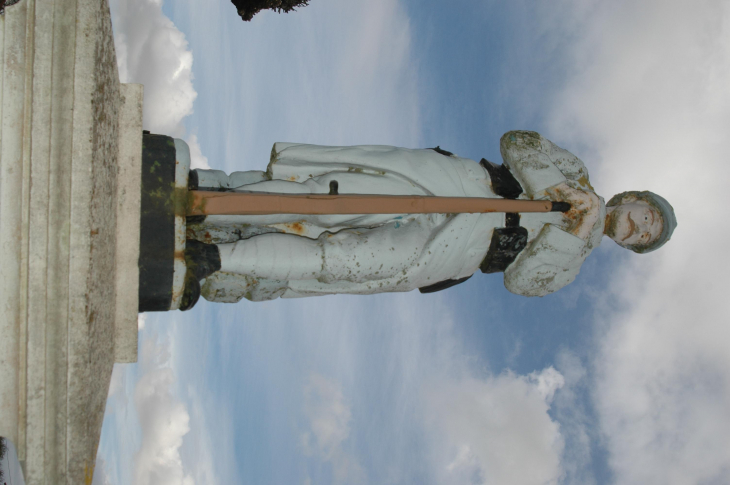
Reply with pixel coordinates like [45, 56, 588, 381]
[542, 139, 593, 191]
[504, 224, 588, 297]
[500, 131, 593, 192]
[500, 129, 549, 148]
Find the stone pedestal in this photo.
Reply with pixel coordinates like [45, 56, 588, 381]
[0, 0, 142, 482]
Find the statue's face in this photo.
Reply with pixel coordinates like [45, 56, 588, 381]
[606, 200, 663, 246]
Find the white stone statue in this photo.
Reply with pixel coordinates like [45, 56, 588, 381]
[180, 131, 676, 309]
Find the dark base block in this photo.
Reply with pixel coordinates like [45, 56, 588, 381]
[138, 134, 177, 312]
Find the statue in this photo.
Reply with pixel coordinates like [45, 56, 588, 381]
[173, 131, 676, 310]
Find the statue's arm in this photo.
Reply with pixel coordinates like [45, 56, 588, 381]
[192, 169, 268, 190]
[500, 131, 567, 198]
[503, 224, 588, 297]
[541, 139, 594, 192]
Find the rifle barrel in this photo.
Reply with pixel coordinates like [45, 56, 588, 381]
[187, 190, 561, 216]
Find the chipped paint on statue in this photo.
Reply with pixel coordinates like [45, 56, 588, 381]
[181, 131, 676, 307]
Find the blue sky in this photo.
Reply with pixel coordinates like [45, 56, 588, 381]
[93, 1, 730, 484]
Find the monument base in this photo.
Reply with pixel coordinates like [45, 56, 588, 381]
[0, 0, 142, 482]
[139, 134, 190, 312]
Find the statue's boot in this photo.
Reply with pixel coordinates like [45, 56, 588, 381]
[180, 239, 222, 311]
[185, 239, 222, 280]
[180, 272, 201, 311]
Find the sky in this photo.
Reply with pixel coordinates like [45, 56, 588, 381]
[91, 0, 730, 484]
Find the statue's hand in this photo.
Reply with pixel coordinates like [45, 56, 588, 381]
[546, 182, 601, 240]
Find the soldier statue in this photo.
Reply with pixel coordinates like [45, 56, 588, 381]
[168, 131, 676, 310]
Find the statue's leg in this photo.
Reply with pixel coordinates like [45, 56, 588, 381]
[318, 220, 431, 283]
[192, 169, 268, 190]
[218, 233, 324, 281]
[217, 218, 431, 283]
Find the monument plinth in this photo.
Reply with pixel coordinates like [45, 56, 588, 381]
[0, 0, 142, 482]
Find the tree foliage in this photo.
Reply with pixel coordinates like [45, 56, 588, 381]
[230, 0, 310, 22]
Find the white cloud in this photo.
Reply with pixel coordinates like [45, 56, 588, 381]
[133, 336, 194, 485]
[111, 0, 195, 136]
[529, 366, 565, 404]
[185, 133, 210, 170]
[107, 365, 124, 399]
[552, 351, 595, 485]
[300, 373, 366, 485]
[424, 368, 565, 485]
[542, 0, 730, 483]
[360, 300, 571, 485]
[264, 294, 573, 485]
[301, 374, 351, 459]
[92, 457, 113, 485]
[176, 384, 229, 485]
[110, 0, 209, 169]
[100, 324, 223, 485]
[138, 313, 147, 331]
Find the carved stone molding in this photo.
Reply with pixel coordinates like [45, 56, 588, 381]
[0, 0, 24, 15]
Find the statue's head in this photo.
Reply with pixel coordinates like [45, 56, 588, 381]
[605, 191, 677, 253]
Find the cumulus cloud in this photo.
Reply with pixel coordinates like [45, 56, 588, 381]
[92, 457, 114, 485]
[300, 374, 366, 484]
[424, 367, 565, 485]
[542, 0, 730, 483]
[107, 365, 124, 400]
[551, 351, 595, 485]
[110, 0, 209, 168]
[176, 383, 229, 485]
[286, 296, 572, 485]
[133, 336, 194, 485]
[184, 133, 210, 170]
[138, 313, 147, 331]
[301, 374, 351, 458]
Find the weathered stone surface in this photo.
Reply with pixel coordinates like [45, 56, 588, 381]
[0, 0, 27, 470]
[0, 0, 142, 482]
[116, 83, 144, 363]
